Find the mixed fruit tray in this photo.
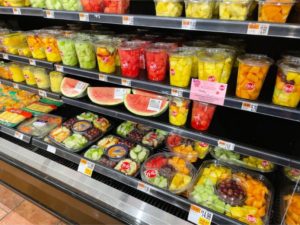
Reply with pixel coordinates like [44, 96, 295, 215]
[188, 160, 273, 225]
[281, 185, 300, 225]
[22, 98, 62, 116]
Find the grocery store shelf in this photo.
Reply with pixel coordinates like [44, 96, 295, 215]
[0, 126, 31, 143]
[0, 6, 43, 16]
[0, 78, 61, 100]
[62, 96, 300, 169]
[0, 53, 54, 69]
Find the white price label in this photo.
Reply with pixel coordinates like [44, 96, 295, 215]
[114, 88, 126, 100]
[45, 10, 55, 18]
[188, 205, 213, 225]
[247, 23, 269, 36]
[46, 145, 56, 154]
[74, 81, 88, 92]
[122, 16, 134, 25]
[78, 159, 95, 177]
[241, 102, 258, 112]
[171, 88, 183, 97]
[14, 131, 24, 140]
[55, 65, 64, 72]
[13, 83, 19, 89]
[147, 98, 162, 112]
[182, 19, 196, 30]
[99, 74, 108, 82]
[218, 140, 235, 151]
[12, 8, 21, 15]
[38, 90, 47, 98]
[29, 59, 36, 66]
[137, 182, 150, 193]
[79, 13, 89, 22]
[2, 54, 9, 60]
[121, 78, 131, 87]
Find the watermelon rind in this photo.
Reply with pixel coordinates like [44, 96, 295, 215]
[88, 87, 131, 106]
[124, 94, 169, 117]
[61, 77, 89, 98]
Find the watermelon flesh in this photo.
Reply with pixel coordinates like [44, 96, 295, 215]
[88, 87, 131, 106]
[124, 94, 169, 117]
[132, 89, 166, 99]
[61, 77, 89, 98]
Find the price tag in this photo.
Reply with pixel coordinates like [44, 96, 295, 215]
[45, 10, 55, 18]
[171, 88, 183, 97]
[79, 13, 89, 22]
[114, 88, 126, 100]
[218, 140, 235, 151]
[98, 73, 108, 82]
[55, 65, 64, 72]
[241, 102, 258, 112]
[147, 98, 162, 112]
[14, 131, 24, 140]
[137, 182, 150, 193]
[74, 81, 88, 92]
[46, 145, 56, 154]
[12, 8, 21, 15]
[188, 205, 213, 225]
[247, 23, 269, 36]
[13, 83, 19, 89]
[121, 78, 131, 87]
[2, 54, 9, 60]
[78, 159, 95, 177]
[38, 90, 47, 98]
[29, 59, 36, 66]
[122, 16, 134, 25]
[182, 19, 196, 30]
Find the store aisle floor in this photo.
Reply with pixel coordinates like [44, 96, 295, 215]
[0, 184, 67, 225]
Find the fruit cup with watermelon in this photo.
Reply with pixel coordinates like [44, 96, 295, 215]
[81, 0, 103, 12]
[191, 100, 216, 131]
[103, 0, 130, 14]
[95, 41, 117, 74]
[75, 37, 97, 70]
[145, 47, 168, 82]
[118, 42, 141, 78]
[169, 97, 190, 127]
[128, 40, 152, 70]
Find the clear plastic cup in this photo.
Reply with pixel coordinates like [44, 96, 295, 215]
[50, 71, 64, 93]
[8, 63, 25, 83]
[33, 67, 50, 89]
[95, 41, 117, 74]
[258, 0, 295, 23]
[22, 66, 36, 86]
[45, 0, 63, 9]
[169, 97, 191, 126]
[118, 42, 141, 78]
[236, 54, 273, 100]
[127, 40, 152, 69]
[219, 0, 252, 20]
[26, 31, 46, 60]
[169, 49, 193, 88]
[61, 0, 82, 11]
[179, 47, 204, 79]
[74, 37, 97, 70]
[191, 101, 216, 131]
[18, 46, 32, 57]
[272, 60, 300, 108]
[103, 0, 130, 14]
[185, 0, 215, 18]
[0, 62, 10, 80]
[154, 0, 184, 17]
[2, 32, 27, 50]
[57, 35, 78, 67]
[40, 31, 62, 63]
[29, 0, 46, 7]
[81, 0, 103, 12]
[145, 47, 168, 82]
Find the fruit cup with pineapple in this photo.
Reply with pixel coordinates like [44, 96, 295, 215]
[40, 31, 62, 63]
[155, 0, 184, 16]
[118, 42, 141, 78]
[8, 63, 25, 83]
[22, 66, 36, 86]
[185, 0, 215, 19]
[95, 41, 117, 74]
[219, 0, 252, 20]
[191, 100, 216, 131]
[26, 31, 46, 60]
[236, 54, 273, 100]
[169, 97, 191, 127]
[272, 59, 300, 108]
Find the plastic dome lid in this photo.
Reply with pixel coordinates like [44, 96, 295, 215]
[238, 54, 274, 66]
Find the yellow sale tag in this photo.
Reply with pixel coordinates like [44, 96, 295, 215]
[188, 205, 213, 225]
[78, 158, 95, 177]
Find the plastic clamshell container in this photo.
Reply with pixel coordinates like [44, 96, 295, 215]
[283, 167, 300, 182]
[7, 63, 25, 83]
[154, 0, 184, 17]
[185, 0, 215, 19]
[141, 152, 196, 194]
[0, 109, 32, 128]
[116, 121, 136, 138]
[188, 160, 273, 225]
[114, 158, 140, 176]
[17, 114, 62, 138]
[83, 145, 105, 161]
[210, 147, 276, 173]
[23, 102, 57, 116]
[280, 185, 300, 225]
[219, 0, 252, 21]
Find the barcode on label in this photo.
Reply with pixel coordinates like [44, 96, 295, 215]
[171, 88, 183, 97]
[79, 13, 89, 21]
[201, 209, 213, 221]
[29, 59, 36, 66]
[13, 83, 19, 89]
[99, 74, 108, 82]
[46, 145, 56, 154]
[247, 23, 269, 36]
[74, 82, 87, 92]
[2, 54, 9, 60]
[55, 65, 64, 72]
[38, 90, 47, 98]
[182, 19, 196, 30]
[147, 99, 162, 112]
[241, 102, 258, 112]
[12, 8, 21, 15]
[14, 131, 24, 140]
[137, 182, 150, 193]
[114, 88, 126, 100]
[218, 140, 235, 151]
[45, 10, 54, 18]
[188, 205, 213, 225]
[122, 16, 134, 25]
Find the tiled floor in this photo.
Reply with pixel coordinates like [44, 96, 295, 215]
[0, 184, 67, 225]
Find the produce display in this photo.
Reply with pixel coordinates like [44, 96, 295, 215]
[211, 147, 275, 172]
[141, 153, 196, 194]
[283, 192, 300, 225]
[88, 87, 131, 106]
[155, 0, 183, 17]
[185, 0, 215, 19]
[169, 97, 190, 126]
[189, 161, 272, 225]
[61, 0, 82, 11]
[219, 0, 251, 21]
[60, 77, 89, 98]
[258, 0, 294, 23]
[284, 167, 300, 182]
[191, 101, 216, 131]
[45, 0, 63, 10]
[17, 114, 62, 138]
[2, 33, 27, 55]
[0, 108, 32, 127]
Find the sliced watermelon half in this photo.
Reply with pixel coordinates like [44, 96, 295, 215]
[88, 87, 131, 106]
[124, 94, 169, 117]
[132, 89, 166, 99]
[61, 77, 89, 98]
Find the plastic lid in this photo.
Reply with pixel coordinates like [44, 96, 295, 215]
[198, 48, 230, 62]
[238, 54, 274, 66]
[257, 0, 295, 3]
[169, 48, 194, 57]
[278, 59, 300, 73]
[183, 40, 214, 47]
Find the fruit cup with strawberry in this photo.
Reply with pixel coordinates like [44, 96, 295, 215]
[103, 0, 130, 14]
[118, 42, 141, 78]
[191, 100, 216, 131]
[146, 47, 168, 82]
[169, 97, 191, 126]
[95, 41, 117, 74]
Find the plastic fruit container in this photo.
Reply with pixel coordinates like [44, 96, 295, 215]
[154, 0, 184, 17]
[282, 186, 300, 225]
[258, 0, 294, 23]
[211, 147, 275, 173]
[178, 47, 203, 79]
[40, 32, 62, 63]
[118, 42, 141, 78]
[185, 0, 215, 18]
[2, 33, 27, 53]
[169, 49, 193, 88]
[61, 0, 82, 11]
[22, 66, 36, 86]
[8, 63, 25, 83]
[75, 38, 97, 70]
[141, 153, 196, 194]
[169, 97, 191, 127]
[145, 47, 168, 82]
[50, 71, 64, 93]
[26, 31, 46, 60]
[0, 62, 10, 80]
[191, 101, 216, 131]
[188, 160, 273, 225]
[29, 0, 46, 7]
[33, 67, 50, 89]
[272, 60, 300, 108]
[283, 167, 300, 182]
[3, 0, 28, 6]
[45, 0, 63, 9]
[236, 54, 273, 100]
[57, 35, 78, 67]
[95, 41, 117, 74]
[219, 0, 252, 20]
[81, 0, 103, 12]
[103, 0, 130, 14]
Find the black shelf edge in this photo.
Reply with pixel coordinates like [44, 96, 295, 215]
[0, 6, 43, 16]
[0, 78, 61, 100]
[62, 96, 300, 169]
[0, 125, 31, 143]
[31, 137, 243, 225]
[57, 64, 300, 122]
[0, 53, 54, 69]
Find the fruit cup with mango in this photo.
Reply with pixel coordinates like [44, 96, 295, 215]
[81, 0, 103, 12]
[191, 101, 216, 131]
[95, 41, 117, 74]
[219, 0, 252, 20]
[258, 0, 295, 23]
[155, 0, 184, 17]
[169, 97, 191, 127]
[103, 0, 130, 14]
[26, 31, 46, 60]
[118, 42, 141, 78]
[145, 47, 168, 82]
[40, 31, 62, 63]
[0, 62, 11, 80]
[185, 0, 215, 19]
[272, 60, 300, 108]
[236, 54, 273, 100]
[75, 37, 97, 70]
